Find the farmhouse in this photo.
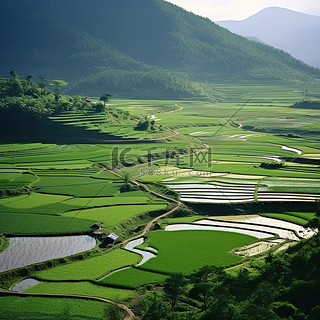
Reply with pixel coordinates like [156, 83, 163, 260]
[90, 222, 103, 232]
[103, 233, 119, 245]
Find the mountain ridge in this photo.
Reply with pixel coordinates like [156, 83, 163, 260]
[1, 0, 319, 98]
[217, 7, 320, 69]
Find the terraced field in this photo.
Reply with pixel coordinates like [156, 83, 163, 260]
[100, 267, 168, 288]
[139, 230, 258, 274]
[35, 249, 140, 281]
[1, 85, 320, 320]
[0, 296, 112, 320]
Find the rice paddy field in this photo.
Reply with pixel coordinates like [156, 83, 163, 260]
[25, 281, 135, 301]
[1, 83, 320, 319]
[100, 267, 168, 288]
[0, 296, 112, 320]
[0, 235, 96, 272]
[35, 249, 140, 281]
[140, 230, 258, 274]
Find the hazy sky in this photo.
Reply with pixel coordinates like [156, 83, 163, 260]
[165, 0, 320, 21]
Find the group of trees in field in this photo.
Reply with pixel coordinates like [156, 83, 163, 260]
[135, 116, 163, 132]
[135, 228, 320, 320]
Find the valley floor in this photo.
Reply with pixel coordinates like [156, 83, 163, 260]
[0, 83, 319, 319]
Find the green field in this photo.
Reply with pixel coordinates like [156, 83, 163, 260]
[62, 204, 167, 226]
[0, 193, 72, 215]
[0, 211, 95, 235]
[37, 176, 123, 197]
[0, 172, 37, 189]
[141, 230, 257, 274]
[100, 267, 168, 288]
[26, 281, 135, 301]
[259, 177, 320, 194]
[35, 249, 140, 280]
[261, 211, 316, 225]
[0, 296, 111, 320]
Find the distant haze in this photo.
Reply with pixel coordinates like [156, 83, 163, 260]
[165, 0, 320, 21]
[217, 7, 320, 68]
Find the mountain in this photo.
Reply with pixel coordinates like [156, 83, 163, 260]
[217, 7, 320, 69]
[1, 1, 319, 98]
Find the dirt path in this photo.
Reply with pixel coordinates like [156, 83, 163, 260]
[122, 201, 182, 246]
[110, 169, 183, 245]
[0, 287, 136, 320]
[162, 105, 184, 114]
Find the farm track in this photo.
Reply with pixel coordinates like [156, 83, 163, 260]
[0, 287, 137, 320]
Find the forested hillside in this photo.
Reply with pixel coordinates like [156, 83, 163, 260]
[0, 0, 319, 98]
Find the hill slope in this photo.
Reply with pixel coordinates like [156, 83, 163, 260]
[1, 0, 319, 98]
[217, 7, 320, 69]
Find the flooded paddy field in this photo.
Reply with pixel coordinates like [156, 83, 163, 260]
[0, 235, 96, 272]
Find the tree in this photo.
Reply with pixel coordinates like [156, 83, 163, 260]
[38, 75, 48, 89]
[305, 218, 320, 245]
[304, 201, 320, 245]
[141, 293, 171, 320]
[103, 304, 124, 320]
[7, 71, 23, 97]
[163, 273, 188, 309]
[51, 79, 68, 94]
[150, 119, 156, 131]
[93, 102, 104, 113]
[99, 93, 112, 108]
[190, 282, 213, 311]
[25, 74, 34, 82]
[135, 117, 150, 131]
[9, 70, 19, 80]
[124, 173, 130, 186]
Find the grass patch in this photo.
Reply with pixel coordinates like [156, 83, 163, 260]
[62, 204, 167, 226]
[100, 267, 168, 288]
[36, 176, 124, 197]
[26, 281, 135, 301]
[63, 192, 154, 207]
[0, 212, 94, 235]
[91, 170, 122, 180]
[259, 177, 320, 194]
[35, 249, 140, 280]
[0, 296, 112, 320]
[260, 213, 309, 226]
[162, 215, 208, 225]
[141, 230, 257, 274]
[0, 193, 70, 209]
[0, 236, 9, 253]
[0, 172, 37, 189]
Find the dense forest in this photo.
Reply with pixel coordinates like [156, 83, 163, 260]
[1, 0, 319, 98]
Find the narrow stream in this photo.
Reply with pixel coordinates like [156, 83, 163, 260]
[124, 238, 156, 266]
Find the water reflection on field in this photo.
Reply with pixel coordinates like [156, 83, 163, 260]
[0, 235, 96, 272]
